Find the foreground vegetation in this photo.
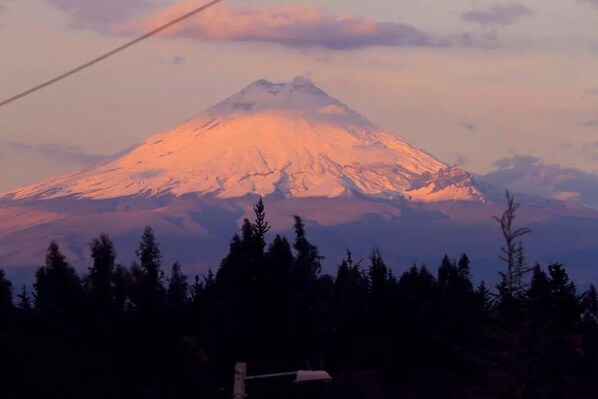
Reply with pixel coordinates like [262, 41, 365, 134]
[1, 197, 598, 398]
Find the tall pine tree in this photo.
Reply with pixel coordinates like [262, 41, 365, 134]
[34, 242, 83, 325]
[88, 234, 117, 314]
[131, 227, 165, 315]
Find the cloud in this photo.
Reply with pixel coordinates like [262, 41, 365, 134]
[584, 88, 598, 97]
[578, 0, 598, 9]
[460, 122, 477, 130]
[583, 142, 598, 161]
[481, 155, 598, 209]
[580, 119, 598, 128]
[125, 3, 448, 50]
[450, 153, 469, 166]
[559, 141, 574, 150]
[0, 141, 110, 165]
[0, 2, 6, 26]
[462, 3, 533, 26]
[171, 55, 186, 65]
[455, 30, 501, 49]
[47, 0, 154, 32]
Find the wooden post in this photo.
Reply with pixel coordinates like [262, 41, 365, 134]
[233, 362, 247, 399]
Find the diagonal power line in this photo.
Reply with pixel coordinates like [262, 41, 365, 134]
[0, 0, 225, 109]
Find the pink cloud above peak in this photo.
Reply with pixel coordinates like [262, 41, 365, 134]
[124, 2, 444, 50]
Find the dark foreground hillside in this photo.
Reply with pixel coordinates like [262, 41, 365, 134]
[1, 197, 598, 398]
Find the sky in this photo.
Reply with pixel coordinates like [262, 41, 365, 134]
[0, 0, 597, 192]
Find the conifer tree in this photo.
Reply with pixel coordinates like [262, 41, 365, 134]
[167, 262, 189, 310]
[527, 264, 551, 311]
[520, 265, 553, 396]
[368, 249, 390, 297]
[131, 227, 165, 314]
[438, 255, 456, 287]
[368, 249, 393, 320]
[582, 284, 598, 326]
[264, 235, 294, 344]
[88, 234, 117, 312]
[204, 269, 215, 290]
[240, 217, 251, 236]
[16, 284, 32, 313]
[190, 274, 203, 306]
[289, 216, 324, 363]
[475, 280, 492, 313]
[335, 250, 367, 318]
[266, 235, 294, 279]
[265, 235, 294, 304]
[136, 226, 163, 287]
[252, 197, 271, 254]
[547, 263, 580, 329]
[244, 198, 273, 287]
[513, 242, 530, 294]
[112, 264, 131, 313]
[198, 269, 216, 327]
[217, 234, 243, 284]
[216, 219, 260, 360]
[292, 216, 322, 278]
[333, 250, 369, 366]
[458, 254, 472, 280]
[438, 254, 474, 303]
[580, 283, 598, 394]
[34, 241, 83, 323]
[240, 216, 263, 283]
[0, 268, 13, 319]
[188, 273, 205, 336]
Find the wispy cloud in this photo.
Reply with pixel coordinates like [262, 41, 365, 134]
[450, 153, 469, 165]
[0, 2, 6, 26]
[482, 155, 598, 209]
[580, 119, 598, 128]
[462, 3, 533, 26]
[0, 141, 110, 165]
[171, 55, 186, 65]
[47, 0, 154, 32]
[583, 141, 598, 161]
[460, 122, 477, 130]
[583, 87, 598, 97]
[578, 0, 598, 9]
[559, 141, 574, 150]
[125, 3, 448, 50]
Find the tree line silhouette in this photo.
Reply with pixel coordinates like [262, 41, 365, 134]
[1, 196, 598, 398]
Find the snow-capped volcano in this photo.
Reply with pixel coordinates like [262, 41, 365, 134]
[2, 77, 484, 202]
[3, 77, 598, 284]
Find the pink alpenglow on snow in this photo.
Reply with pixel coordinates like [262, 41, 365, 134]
[1, 78, 483, 203]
